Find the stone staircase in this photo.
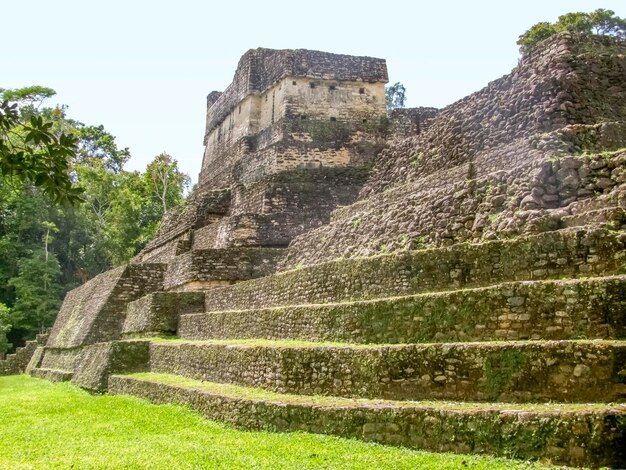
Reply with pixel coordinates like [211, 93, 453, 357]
[104, 223, 626, 468]
[0, 332, 48, 376]
[28, 33, 626, 468]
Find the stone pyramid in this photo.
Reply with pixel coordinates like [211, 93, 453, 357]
[24, 33, 626, 467]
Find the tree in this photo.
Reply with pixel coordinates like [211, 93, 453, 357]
[385, 82, 406, 110]
[76, 124, 131, 174]
[516, 22, 558, 55]
[144, 153, 190, 213]
[0, 303, 11, 356]
[557, 12, 593, 34]
[8, 250, 62, 337]
[590, 8, 626, 36]
[42, 221, 58, 258]
[0, 85, 191, 351]
[0, 86, 56, 114]
[517, 8, 626, 55]
[0, 88, 83, 204]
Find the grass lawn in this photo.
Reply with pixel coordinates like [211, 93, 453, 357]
[0, 375, 555, 470]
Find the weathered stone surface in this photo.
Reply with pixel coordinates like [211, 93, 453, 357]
[31, 35, 626, 467]
[284, 148, 626, 268]
[71, 340, 150, 392]
[123, 292, 205, 338]
[30, 368, 73, 382]
[206, 227, 626, 313]
[147, 339, 626, 403]
[284, 33, 626, 268]
[362, 33, 626, 198]
[109, 374, 626, 468]
[0, 333, 48, 376]
[133, 189, 230, 263]
[180, 276, 626, 344]
[199, 48, 388, 189]
[46, 264, 166, 349]
[163, 247, 285, 291]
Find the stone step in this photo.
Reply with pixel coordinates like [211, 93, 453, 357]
[147, 338, 626, 403]
[163, 247, 285, 291]
[287, 149, 626, 269]
[30, 367, 73, 382]
[328, 146, 547, 225]
[211, 213, 326, 249]
[25, 347, 45, 374]
[204, 227, 626, 313]
[568, 192, 624, 215]
[180, 276, 626, 344]
[123, 291, 206, 338]
[0, 356, 17, 376]
[46, 263, 166, 350]
[190, 218, 222, 250]
[561, 207, 626, 229]
[108, 372, 626, 468]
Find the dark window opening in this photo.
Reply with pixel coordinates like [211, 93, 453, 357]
[329, 85, 336, 91]
[300, 115, 307, 120]
[292, 80, 297, 85]
[310, 82, 316, 89]
[239, 105, 241, 114]
[330, 117, 337, 122]
[359, 87, 365, 94]
[362, 119, 367, 123]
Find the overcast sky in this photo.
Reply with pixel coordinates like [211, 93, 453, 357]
[3, 0, 625, 183]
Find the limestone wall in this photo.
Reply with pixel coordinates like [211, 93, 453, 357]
[162, 248, 285, 291]
[388, 107, 439, 140]
[148, 339, 626, 403]
[123, 292, 205, 338]
[200, 78, 387, 188]
[181, 276, 626, 344]
[231, 168, 369, 216]
[284, 148, 626, 267]
[361, 33, 626, 198]
[205, 228, 625, 313]
[46, 263, 166, 350]
[283, 34, 626, 268]
[203, 48, 388, 143]
[133, 189, 230, 264]
[199, 47, 388, 189]
[0, 333, 48, 376]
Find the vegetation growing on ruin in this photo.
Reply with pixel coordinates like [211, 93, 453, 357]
[0, 375, 555, 470]
[517, 9, 626, 54]
[482, 350, 527, 400]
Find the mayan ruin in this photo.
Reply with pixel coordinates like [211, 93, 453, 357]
[3, 29, 626, 468]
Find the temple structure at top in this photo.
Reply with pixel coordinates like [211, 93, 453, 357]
[198, 48, 389, 188]
[131, 48, 393, 265]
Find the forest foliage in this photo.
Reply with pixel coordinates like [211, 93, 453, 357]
[517, 8, 626, 55]
[0, 86, 190, 354]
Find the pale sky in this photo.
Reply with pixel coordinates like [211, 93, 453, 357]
[3, 0, 625, 183]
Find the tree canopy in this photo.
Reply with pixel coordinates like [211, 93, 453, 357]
[517, 8, 626, 55]
[0, 90, 83, 204]
[0, 86, 190, 354]
[385, 82, 406, 110]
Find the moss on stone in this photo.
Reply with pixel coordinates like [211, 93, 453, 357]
[482, 350, 527, 400]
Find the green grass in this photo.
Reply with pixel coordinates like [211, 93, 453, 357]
[0, 375, 556, 470]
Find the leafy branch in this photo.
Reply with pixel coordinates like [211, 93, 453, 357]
[0, 100, 83, 204]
